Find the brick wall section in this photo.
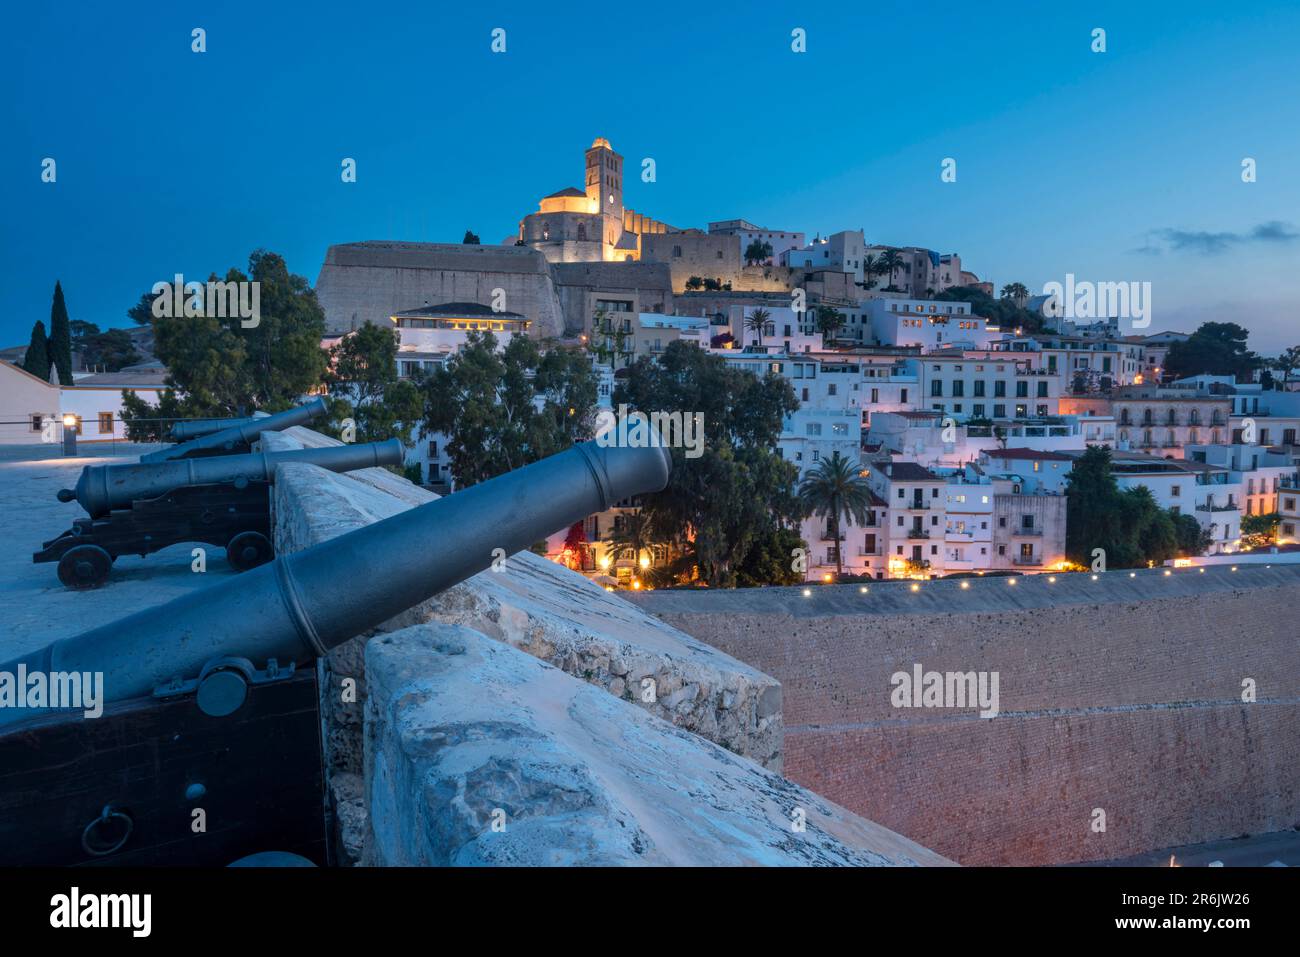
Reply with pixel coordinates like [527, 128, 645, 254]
[629, 566, 1300, 865]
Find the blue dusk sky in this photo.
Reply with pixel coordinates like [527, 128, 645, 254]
[2, 1, 1298, 351]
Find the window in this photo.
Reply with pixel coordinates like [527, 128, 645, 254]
[994, 381, 1006, 398]
[30, 414, 43, 433]
[1171, 485, 1181, 497]
[98, 412, 114, 434]
[974, 380, 986, 397]
[1016, 381, 1029, 398]
[952, 380, 964, 397]
[931, 381, 943, 397]
[994, 404, 1006, 418]
[828, 383, 837, 396]
[1037, 382, 1048, 397]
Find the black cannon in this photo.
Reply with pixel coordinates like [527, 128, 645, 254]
[35, 439, 403, 588]
[169, 414, 260, 442]
[140, 397, 328, 463]
[0, 440, 670, 866]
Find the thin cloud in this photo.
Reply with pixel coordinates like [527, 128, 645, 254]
[1144, 220, 1300, 255]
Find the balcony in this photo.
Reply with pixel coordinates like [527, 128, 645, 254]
[1196, 503, 1240, 513]
[1013, 555, 1043, 566]
[903, 500, 930, 511]
[858, 546, 883, 557]
[906, 529, 930, 540]
[1013, 526, 1042, 536]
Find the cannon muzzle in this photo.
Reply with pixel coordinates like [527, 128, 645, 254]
[141, 398, 328, 462]
[64, 439, 404, 518]
[0, 441, 670, 727]
[169, 415, 260, 442]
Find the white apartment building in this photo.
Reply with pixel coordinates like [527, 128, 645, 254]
[867, 298, 1001, 351]
[708, 220, 805, 266]
[915, 355, 1060, 420]
[785, 230, 867, 282]
[803, 457, 1067, 581]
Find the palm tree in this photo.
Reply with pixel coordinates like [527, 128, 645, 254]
[798, 452, 874, 581]
[862, 253, 882, 290]
[605, 510, 656, 577]
[878, 249, 904, 291]
[745, 307, 771, 348]
[1000, 282, 1030, 304]
[815, 306, 846, 342]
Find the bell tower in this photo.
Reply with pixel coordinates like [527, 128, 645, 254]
[584, 137, 624, 258]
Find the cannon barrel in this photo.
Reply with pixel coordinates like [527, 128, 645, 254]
[169, 414, 260, 442]
[59, 439, 404, 518]
[1, 442, 670, 727]
[140, 397, 328, 462]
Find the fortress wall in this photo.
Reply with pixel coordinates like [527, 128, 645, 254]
[315, 242, 565, 337]
[629, 567, 1300, 864]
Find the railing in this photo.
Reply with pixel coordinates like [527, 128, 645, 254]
[906, 529, 930, 539]
[1013, 527, 1042, 536]
[1013, 555, 1043, 566]
[858, 546, 883, 557]
[904, 500, 930, 510]
[1196, 503, 1239, 512]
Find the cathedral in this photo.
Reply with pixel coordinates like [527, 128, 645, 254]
[517, 137, 676, 263]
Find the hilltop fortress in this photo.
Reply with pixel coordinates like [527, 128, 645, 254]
[315, 137, 798, 338]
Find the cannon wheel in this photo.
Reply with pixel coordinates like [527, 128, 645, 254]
[57, 544, 114, 589]
[226, 531, 274, 572]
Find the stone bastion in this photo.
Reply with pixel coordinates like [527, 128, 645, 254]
[264, 427, 951, 866]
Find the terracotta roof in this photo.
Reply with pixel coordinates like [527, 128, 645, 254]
[885, 462, 939, 481]
[544, 187, 586, 199]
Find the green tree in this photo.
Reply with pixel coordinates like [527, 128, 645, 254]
[79, 328, 142, 372]
[743, 239, 774, 266]
[815, 305, 846, 341]
[120, 250, 330, 433]
[1066, 446, 1201, 567]
[615, 341, 803, 588]
[1271, 345, 1300, 386]
[734, 526, 805, 587]
[47, 281, 74, 384]
[420, 331, 597, 488]
[1240, 511, 1280, 550]
[798, 451, 873, 580]
[862, 253, 882, 290]
[1173, 512, 1213, 557]
[744, 307, 771, 347]
[605, 510, 656, 569]
[1164, 322, 1259, 381]
[684, 276, 704, 291]
[1000, 282, 1030, 303]
[20, 321, 51, 381]
[326, 321, 422, 444]
[877, 249, 904, 290]
[1065, 446, 1142, 567]
[462, 230, 481, 244]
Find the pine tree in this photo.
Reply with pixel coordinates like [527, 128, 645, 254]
[47, 281, 74, 385]
[21, 321, 51, 381]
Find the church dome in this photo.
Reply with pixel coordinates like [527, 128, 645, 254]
[591, 136, 612, 150]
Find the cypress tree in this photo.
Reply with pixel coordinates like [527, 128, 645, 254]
[21, 321, 51, 381]
[47, 281, 74, 385]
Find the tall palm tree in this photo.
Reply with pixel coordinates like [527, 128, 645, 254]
[878, 249, 904, 290]
[798, 452, 874, 581]
[1000, 282, 1030, 304]
[744, 307, 771, 348]
[862, 253, 882, 289]
[605, 510, 656, 575]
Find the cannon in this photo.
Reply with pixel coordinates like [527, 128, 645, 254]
[140, 397, 328, 463]
[0, 440, 670, 865]
[169, 414, 261, 442]
[35, 439, 404, 588]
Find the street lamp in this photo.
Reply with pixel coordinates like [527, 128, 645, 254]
[62, 414, 78, 456]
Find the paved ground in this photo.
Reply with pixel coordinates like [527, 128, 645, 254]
[0, 442, 240, 661]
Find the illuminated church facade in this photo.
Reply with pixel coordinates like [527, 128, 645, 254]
[518, 137, 677, 263]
